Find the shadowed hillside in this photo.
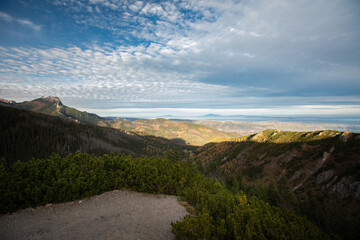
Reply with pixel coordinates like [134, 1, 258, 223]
[0, 106, 191, 165]
[195, 129, 360, 203]
[194, 129, 360, 239]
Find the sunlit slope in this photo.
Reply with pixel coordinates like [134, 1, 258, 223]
[110, 118, 239, 145]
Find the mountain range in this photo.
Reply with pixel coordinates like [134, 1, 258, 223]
[189, 119, 360, 135]
[2, 96, 359, 207]
[0, 96, 239, 146]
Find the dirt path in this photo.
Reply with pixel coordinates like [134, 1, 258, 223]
[0, 190, 188, 240]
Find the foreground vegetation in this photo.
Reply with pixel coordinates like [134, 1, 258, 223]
[0, 152, 336, 240]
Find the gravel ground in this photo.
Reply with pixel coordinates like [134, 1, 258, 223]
[0, 190, 188, 240]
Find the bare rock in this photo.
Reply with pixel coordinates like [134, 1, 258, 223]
[315, 170, 335, 184]
[331, 177, 360, 199]
[340, 132, 353, 142]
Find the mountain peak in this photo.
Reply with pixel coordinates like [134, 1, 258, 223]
[0, 98, 16, 104]
[40, 96, 63, 106]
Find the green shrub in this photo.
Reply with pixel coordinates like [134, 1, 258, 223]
[0, 152, 333, 239]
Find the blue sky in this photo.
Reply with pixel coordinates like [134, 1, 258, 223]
[0, 0, 359, 119]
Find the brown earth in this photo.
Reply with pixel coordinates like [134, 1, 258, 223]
[0, 190, 188, 240]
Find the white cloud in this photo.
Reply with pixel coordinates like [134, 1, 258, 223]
[249, 32, 262, 37]
[242, 53, 255, 58]
[0, 45, 234, 108]
[129, 1, 143, 12]
[0, 11, 41, 31]
[140, 3, 164, 16]
[103, 2, 118, 10]
[16, 19, 42, 31]
[0, 12, 12, 22]
[89, 0, 107, 4]
[86, 6, 93, 12]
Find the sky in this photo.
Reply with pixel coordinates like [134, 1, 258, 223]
[0, 0, 359, 120]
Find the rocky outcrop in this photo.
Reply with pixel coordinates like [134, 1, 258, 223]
[340, 132, 353, 142]
[41, 96, 63, 107]
[330, 177, 360, 199]
[292, 146, 335, 191]
[315, 170, 335, 184]
[0, 98, 16, 104]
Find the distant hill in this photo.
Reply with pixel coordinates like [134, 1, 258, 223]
[109, 118, 239, 146]
[192, 119, 360, 135]
[0, 97, 239, 145]
[200, 114, 223, 118]
[0, 105, 189, 164]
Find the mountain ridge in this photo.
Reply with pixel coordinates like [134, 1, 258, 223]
[0, 96, 239, 145]
[194, 129, 360, 213]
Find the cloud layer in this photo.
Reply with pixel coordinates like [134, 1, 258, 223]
[0, 0, 359, 118]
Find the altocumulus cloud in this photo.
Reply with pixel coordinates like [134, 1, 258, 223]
[0, 45, 234, 108]
[0, 0, 359, 118]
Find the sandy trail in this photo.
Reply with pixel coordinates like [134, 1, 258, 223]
[0, 190, 187, 240]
